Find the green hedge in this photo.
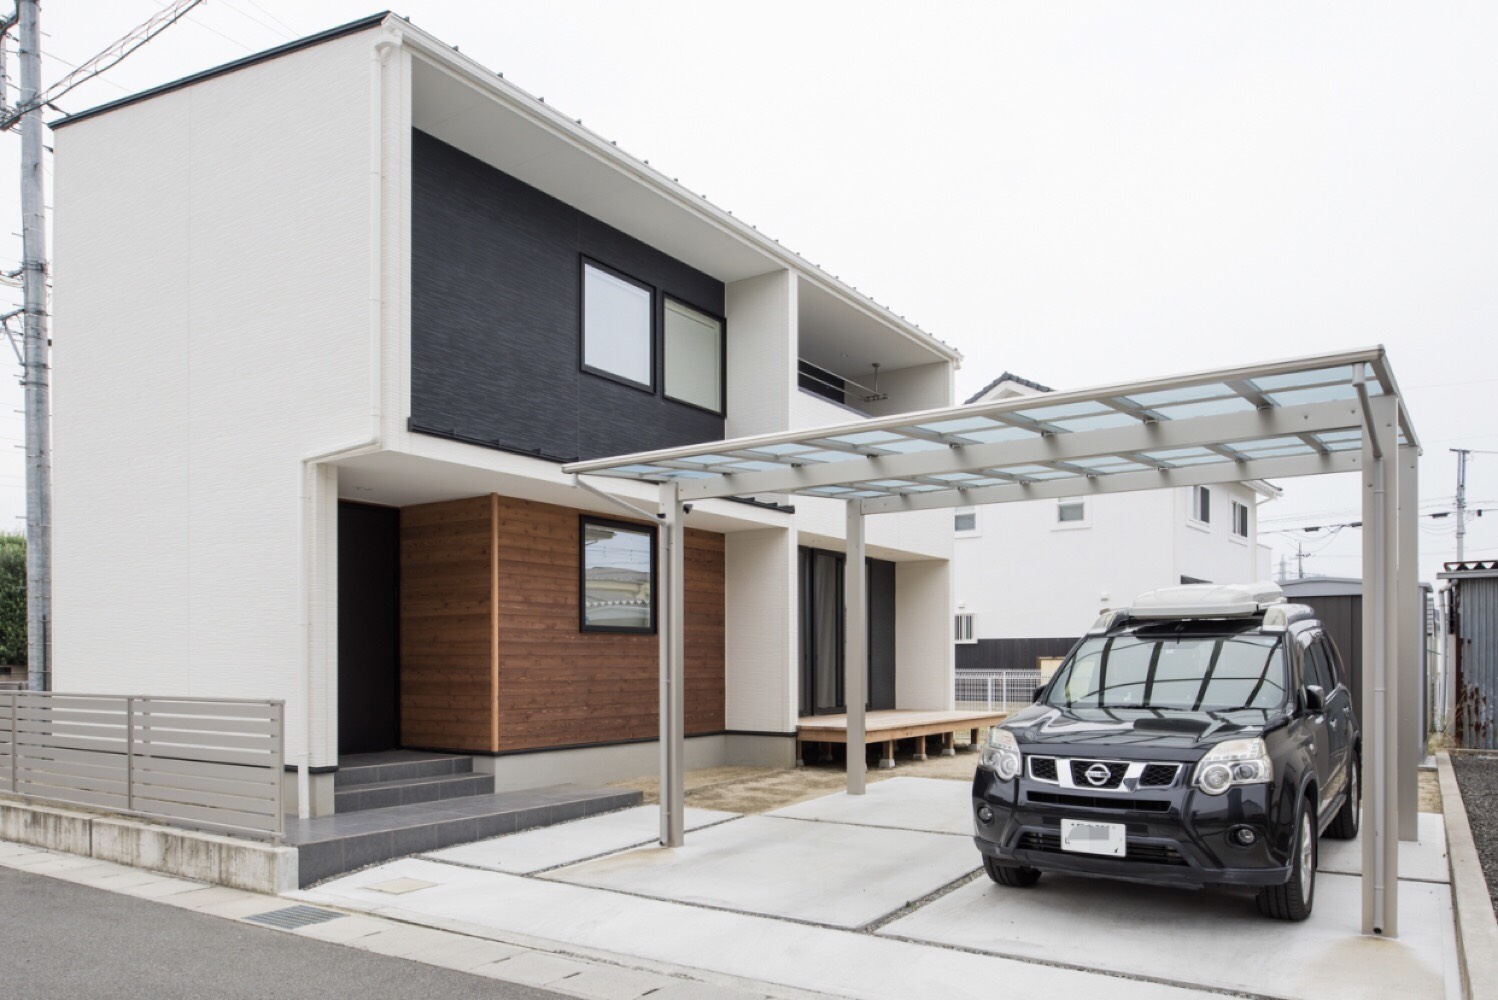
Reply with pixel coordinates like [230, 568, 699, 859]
[0, 533, 24, 665]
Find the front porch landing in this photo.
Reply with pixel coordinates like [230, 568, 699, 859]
[796, 709, 1005, 769]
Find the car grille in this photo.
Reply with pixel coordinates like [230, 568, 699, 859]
[1018, 831, 1187, 865]
[1027, 790, 1173, 813]
[1070, 759, 1128, 789]
[1029, 757, 1058, 782]
[1139, 763, 1182, 787]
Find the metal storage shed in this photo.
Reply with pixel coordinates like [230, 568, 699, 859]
[565, 346, 1420, 936]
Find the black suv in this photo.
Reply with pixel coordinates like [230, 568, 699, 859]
[972, 583, 1360, 920]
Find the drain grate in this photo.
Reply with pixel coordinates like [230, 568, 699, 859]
[245, 905, 344, 931]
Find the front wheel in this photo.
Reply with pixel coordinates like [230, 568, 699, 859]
[1327, 758, 1360, 840]
[983, 855, 1041, 887]
[1256, 803, 1316, 920]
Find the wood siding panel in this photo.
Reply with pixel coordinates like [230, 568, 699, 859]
[399, 496, 498, 752]
[494, 496, 725, 752]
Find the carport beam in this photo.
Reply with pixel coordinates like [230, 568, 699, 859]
[845, 501, 868, 795]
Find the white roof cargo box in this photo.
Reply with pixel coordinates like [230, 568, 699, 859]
[1129, 582, 1286, 620]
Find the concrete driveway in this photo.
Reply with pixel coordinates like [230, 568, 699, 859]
[298, 776, 1460, 1000]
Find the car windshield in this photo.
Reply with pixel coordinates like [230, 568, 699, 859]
[1046, 633, 1287, 712]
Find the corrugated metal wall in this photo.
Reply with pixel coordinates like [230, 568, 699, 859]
[1454, 576, 1498, 749]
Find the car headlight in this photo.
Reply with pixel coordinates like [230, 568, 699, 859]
[980, 726, 1023, 781]
[1194, 738, 1272, 795]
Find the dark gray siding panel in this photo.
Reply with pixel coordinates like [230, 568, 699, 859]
[957, 637, 1079, 672]
[410, 130, 725, 462]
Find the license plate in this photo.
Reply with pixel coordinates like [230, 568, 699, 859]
[1060, 818, 1126, 857]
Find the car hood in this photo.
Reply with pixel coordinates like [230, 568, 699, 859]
[1002, 703, 1283, 759]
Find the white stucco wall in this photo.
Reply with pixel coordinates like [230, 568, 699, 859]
[724, 269, 795, 439]
[1174, 483, 1267, 587]
[895, 559, 954, 709]
[724, 528, 798, 732]
[51, 31, 384, 765]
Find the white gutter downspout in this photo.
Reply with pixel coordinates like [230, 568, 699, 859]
[295, 30, 399, 818]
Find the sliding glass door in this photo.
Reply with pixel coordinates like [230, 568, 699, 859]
[798, 547, 896, 717]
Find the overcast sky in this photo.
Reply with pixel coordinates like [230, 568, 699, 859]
[0, 1, 1493, 585]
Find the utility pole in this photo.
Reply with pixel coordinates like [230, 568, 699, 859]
[1295, 540, 1307, 579]
[15, 0, 46, 693]
[1278, 553, 1287, 583]
[1452, 448, 1470, 563]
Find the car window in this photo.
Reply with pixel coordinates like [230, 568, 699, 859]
[1048, 633, 1287, 711]
[1302, 638, 1332, 692]
[1319, 638, 1346, 690]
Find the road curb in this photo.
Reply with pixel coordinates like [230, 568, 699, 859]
[1437, 751, 1498, 1000]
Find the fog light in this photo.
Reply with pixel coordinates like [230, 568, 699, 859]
[977, 805, 994, 824]
[1232, 826, 1258, 846]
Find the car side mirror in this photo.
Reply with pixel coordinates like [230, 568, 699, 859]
[1303, 685, 1326, 714]
[1033, 685, 1046, 703]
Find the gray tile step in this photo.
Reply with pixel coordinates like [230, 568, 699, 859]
[335, 751, 473, 788]
[286, 784, 643, 887]
[333, 771, 495, 814]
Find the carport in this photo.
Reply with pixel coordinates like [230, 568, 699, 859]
[563, 346, 1419, 936]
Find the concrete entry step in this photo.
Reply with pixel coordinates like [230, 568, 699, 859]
[334, 751, 474, 788]
[333, 771, 496, 814]
[286, 784, 642, 887]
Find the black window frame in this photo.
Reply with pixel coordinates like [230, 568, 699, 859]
[661, 294, 728, 417]
[1232, 500, 1250, 537]
[579, 514, 658, 634]
[579, 256, 657, 395]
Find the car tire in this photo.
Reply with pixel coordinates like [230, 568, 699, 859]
[983, 855, 1041, 887]
[1326, 758, 1360, 840]
[1256, 800, 1316, 921]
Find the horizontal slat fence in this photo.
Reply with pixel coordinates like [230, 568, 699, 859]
[1, 692, 284, 843]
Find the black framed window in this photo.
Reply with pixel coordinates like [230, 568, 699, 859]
[580, 516, 656, 633]
[582, 260, 654, 390]
[1232, 500, 1250, 537]
[663, 297, 724, 413]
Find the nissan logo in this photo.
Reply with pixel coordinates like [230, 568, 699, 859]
[1085, 763, 1112, 786]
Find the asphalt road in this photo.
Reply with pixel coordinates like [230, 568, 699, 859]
[0, 866, 565, 1000]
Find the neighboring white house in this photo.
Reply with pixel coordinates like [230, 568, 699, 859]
[48, 13, 957, 814]
[951, 373, 1276, 671]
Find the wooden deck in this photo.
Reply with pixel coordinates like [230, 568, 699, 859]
[796, 709, 1006, 768]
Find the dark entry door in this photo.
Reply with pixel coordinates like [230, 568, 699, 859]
[338, 501, 401, 755]
[798, 547, 896, 716]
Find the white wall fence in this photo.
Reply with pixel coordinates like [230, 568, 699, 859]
[0, 692, 284, 843]
[955, 669, 1042, 715]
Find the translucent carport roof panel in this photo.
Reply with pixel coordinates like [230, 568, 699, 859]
[563, 348, 1416, 509]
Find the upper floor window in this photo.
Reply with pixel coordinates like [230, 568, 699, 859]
[664, 298, 724, 414]
[580, 516, 656, 633]
[1191, 485, 1212, 524]
[1232, 500, 1250, 538]
[1057, 501, 1086, 524]
[954, 507, 977, 533]
[954, 612, 976, 643]
[582, 261, 653, 390]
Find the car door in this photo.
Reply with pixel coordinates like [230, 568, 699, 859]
[1318, 635, 1355, 792]
[1295, 632, 1336, 815]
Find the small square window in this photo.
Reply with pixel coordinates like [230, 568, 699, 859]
[1192, 485, 1212, 524]
[1232, 501, 1250, 537]
[583, 261, 653, 389]
[955, 612, 976, 643]
[581, 517, 656, 633]
[954, 509, 977, 533]
[664, 298, 724, 413]
[1058, 502, 1086, 523]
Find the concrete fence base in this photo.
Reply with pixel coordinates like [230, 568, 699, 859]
[0, 796, 297, 894]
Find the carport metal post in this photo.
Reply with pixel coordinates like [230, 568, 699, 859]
[845, 501, 868, 795]
[659, 482, 686, 847]
[1360, 392, 1400, 936]
[1397, 443, 1420, 843]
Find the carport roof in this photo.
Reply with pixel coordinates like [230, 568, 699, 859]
[563, 347, 1416, 512]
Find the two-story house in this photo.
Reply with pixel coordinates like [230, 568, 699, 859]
[952, 373, 1277, 672]
[49, 13, 958, 816]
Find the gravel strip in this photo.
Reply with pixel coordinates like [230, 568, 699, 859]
[1452, 753, 1498, 915]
